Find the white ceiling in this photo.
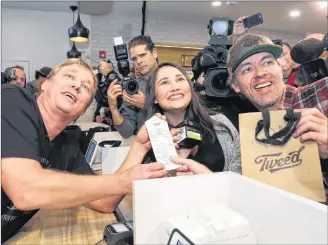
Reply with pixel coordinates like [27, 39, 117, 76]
[1, 1, 116, 15]
[1, 1, 328, 34]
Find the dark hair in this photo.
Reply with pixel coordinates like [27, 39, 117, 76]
[283, 42, 291, 50]
[144, 62, 228, 144]
[35, 67, 52, 80]
[12, 65, 24, 71]
[129, 35, 155, 52]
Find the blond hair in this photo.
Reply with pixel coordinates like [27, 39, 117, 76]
[47, 59, 98, 88]
[38, 59, 98, 108]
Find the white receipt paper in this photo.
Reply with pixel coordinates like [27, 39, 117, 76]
[145, 116, 179, 170]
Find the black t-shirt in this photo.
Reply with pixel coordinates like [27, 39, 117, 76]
[1, 84, 95, 243]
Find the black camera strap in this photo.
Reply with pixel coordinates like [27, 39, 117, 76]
[255, 108, 301, 146]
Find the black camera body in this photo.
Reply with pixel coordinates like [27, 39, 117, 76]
[298, 33, 328, 85]
[290, 34, 328, 86]
[94, 61, 120, 108]
[191, 18, 238, 100]
[113, 37, 139, 96]
[203, 64, 234, 99]
[192, 45, 237, 99]
[94, 40, 139, 109]
[118, 77, 139, 95]
[299, 58, 328, 85]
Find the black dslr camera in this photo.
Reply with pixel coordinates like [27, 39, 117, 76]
[94, 60, 120, 108]
[94, 37, 139, 108]
[113, 36, 139, 96]
[192, 17, 237, 99]
[1, 67, 16, 85]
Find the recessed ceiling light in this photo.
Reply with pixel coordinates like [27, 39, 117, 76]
[226, 2, 238, 5]
[319, 1, 328, 8]
[212, 1, 222, 7]
[289, 10, 301, 18]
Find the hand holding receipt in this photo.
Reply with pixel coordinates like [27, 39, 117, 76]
[145, 116, 179, 171]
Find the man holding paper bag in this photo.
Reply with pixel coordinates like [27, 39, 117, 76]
[172, 35, 328, 177]
[226, 34, 328, 160]
[224, 34, 328, 201]
[172, 34, 328, 198]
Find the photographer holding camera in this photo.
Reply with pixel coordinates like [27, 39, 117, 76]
[1, 65, 26, 88]
[107, 35, 158, 138]
[93, 60, 116, 126]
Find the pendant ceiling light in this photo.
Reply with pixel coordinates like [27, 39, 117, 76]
[67, 42, 81, 60]
[67, 6, 81, 60]
[68, 2, 89, 42]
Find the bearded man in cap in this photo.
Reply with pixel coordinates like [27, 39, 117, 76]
[226, 35, 328, 193]
[169, 34, 328, 180]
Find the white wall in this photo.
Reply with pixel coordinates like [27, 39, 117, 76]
[2, 4, 307, 81]
[1, 8, 91, 82]
[90, 2, 306, 67]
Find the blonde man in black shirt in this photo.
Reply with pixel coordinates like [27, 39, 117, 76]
[1, 59, 167, 243]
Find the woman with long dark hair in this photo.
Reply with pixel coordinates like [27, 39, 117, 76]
[144, 62, 241, 174]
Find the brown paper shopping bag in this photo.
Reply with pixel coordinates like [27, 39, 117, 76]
[239, 108, 326, 202]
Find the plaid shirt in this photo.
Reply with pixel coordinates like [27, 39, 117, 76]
[278, 77, 328, 117]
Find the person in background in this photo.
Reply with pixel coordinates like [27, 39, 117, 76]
[277, 42, 296, 84]
[29, 66, 52, 92]
[144, 62, 241, 174]
[6, 65, 26, 88]
[93, 60, 116, 126]
[107, 35, 159, 138]
[93, 61, 141, 127]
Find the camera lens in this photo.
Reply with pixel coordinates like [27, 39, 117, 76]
[211, 70, 229, 91]
[123, 79, 139, 95]
[127, 82, 137, 92]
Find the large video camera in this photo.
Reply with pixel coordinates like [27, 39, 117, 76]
[1, 68, 16, 85]
[192, 17, 237, 99]
[290, 33, 328, 86]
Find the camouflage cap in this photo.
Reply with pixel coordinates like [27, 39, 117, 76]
[227, 34, 283, 75]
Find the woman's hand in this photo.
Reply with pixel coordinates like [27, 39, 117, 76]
[170, 128, 199, 158]
[171, 156, 212, 176]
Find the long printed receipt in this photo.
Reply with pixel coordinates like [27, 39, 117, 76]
[145, 116, 179, 170]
